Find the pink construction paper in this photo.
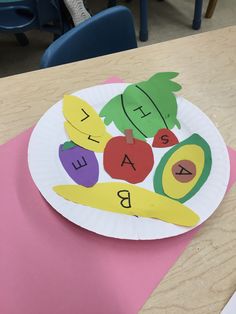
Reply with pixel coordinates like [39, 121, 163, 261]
[0, 78, 236, 314]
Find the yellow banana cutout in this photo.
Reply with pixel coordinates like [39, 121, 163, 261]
[53, 182, 200, 227]
[63, 95, 105, 136]
[64, 121, 112, 152]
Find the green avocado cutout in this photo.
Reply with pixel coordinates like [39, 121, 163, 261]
[100, 72, 182, 140]
[153, 134, 212, 203]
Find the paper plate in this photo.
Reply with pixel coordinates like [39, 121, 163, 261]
[28, 83, 230, 240]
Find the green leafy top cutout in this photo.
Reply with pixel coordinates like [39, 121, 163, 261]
[62, 141, 77, 150]
[100, 72, 182, 140]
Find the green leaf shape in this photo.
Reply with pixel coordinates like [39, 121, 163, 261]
[100, 72, 182, 140]
[62, 141, 77, 150]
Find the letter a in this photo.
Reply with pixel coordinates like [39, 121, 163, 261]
[175, 164, 192, 176]
[121, 154, 136, 171]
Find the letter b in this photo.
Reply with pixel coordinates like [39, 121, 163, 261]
[117, 190, 131, 208]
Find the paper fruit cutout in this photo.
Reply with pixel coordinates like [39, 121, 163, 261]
[100, 72, 181, 140]
[152, 128, 179, 148]
[53, 73, 215, 230]
[59, 141, 99, 187]
[63, 94, 112, 152]
[53, 183, 199, 227]
[63, 95, 105, 136]
[153, 134, 212, 203]
[103, 130, 154, 183]
[64, 121, 112, 152]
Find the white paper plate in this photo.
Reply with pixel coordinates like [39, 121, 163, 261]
[28, 83, 230, 240]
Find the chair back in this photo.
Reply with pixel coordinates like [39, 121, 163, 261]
[40, 5, 137, 68]
[0, 0, 68, 35]
[36, 0, 68, 34]
[0, 0, 38, 32]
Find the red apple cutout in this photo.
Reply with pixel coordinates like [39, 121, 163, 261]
[103, 130, 154, 184]
[152, 128, 179, 148]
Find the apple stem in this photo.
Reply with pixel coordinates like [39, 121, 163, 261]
[124, 129, 134, 144]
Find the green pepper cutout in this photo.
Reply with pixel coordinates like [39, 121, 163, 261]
[100, 72, 182, 140]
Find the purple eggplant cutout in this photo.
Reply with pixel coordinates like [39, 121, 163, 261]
[59, 141, 99, 187]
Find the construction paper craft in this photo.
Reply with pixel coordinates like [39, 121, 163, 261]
[53, 183, 200, 227]
[152, 128, 179, 148]
[1, 117, 235, 314]
[100, 72, 182, 140]
[64, 121, 112, 152]
[154, 134, 212, 203]
[124, 129, 134, 144]
[103, 134, 154, 183]
[172, 160, 196, 183]
[29, 80, 230, 239]
[59, 142, 99, 187]
[63, 95, 105, 136]
[62, 140, 77, 150]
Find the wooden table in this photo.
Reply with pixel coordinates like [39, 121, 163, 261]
[0, 26, 236, 313]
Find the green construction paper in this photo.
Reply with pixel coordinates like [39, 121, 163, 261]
[153, 134, 212, 203]
[100, 72, 182, 140]
[62, 141, 77, 150]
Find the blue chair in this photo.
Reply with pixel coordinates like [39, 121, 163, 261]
[0, 0, 69, 45]
[40, 6, 137, 68]
[0, 0, 38, 44]
[36, 0, 70, 37]
[108, 0, 204, 41]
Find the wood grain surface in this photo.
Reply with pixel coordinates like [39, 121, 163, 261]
[0, 26, 235, 314]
